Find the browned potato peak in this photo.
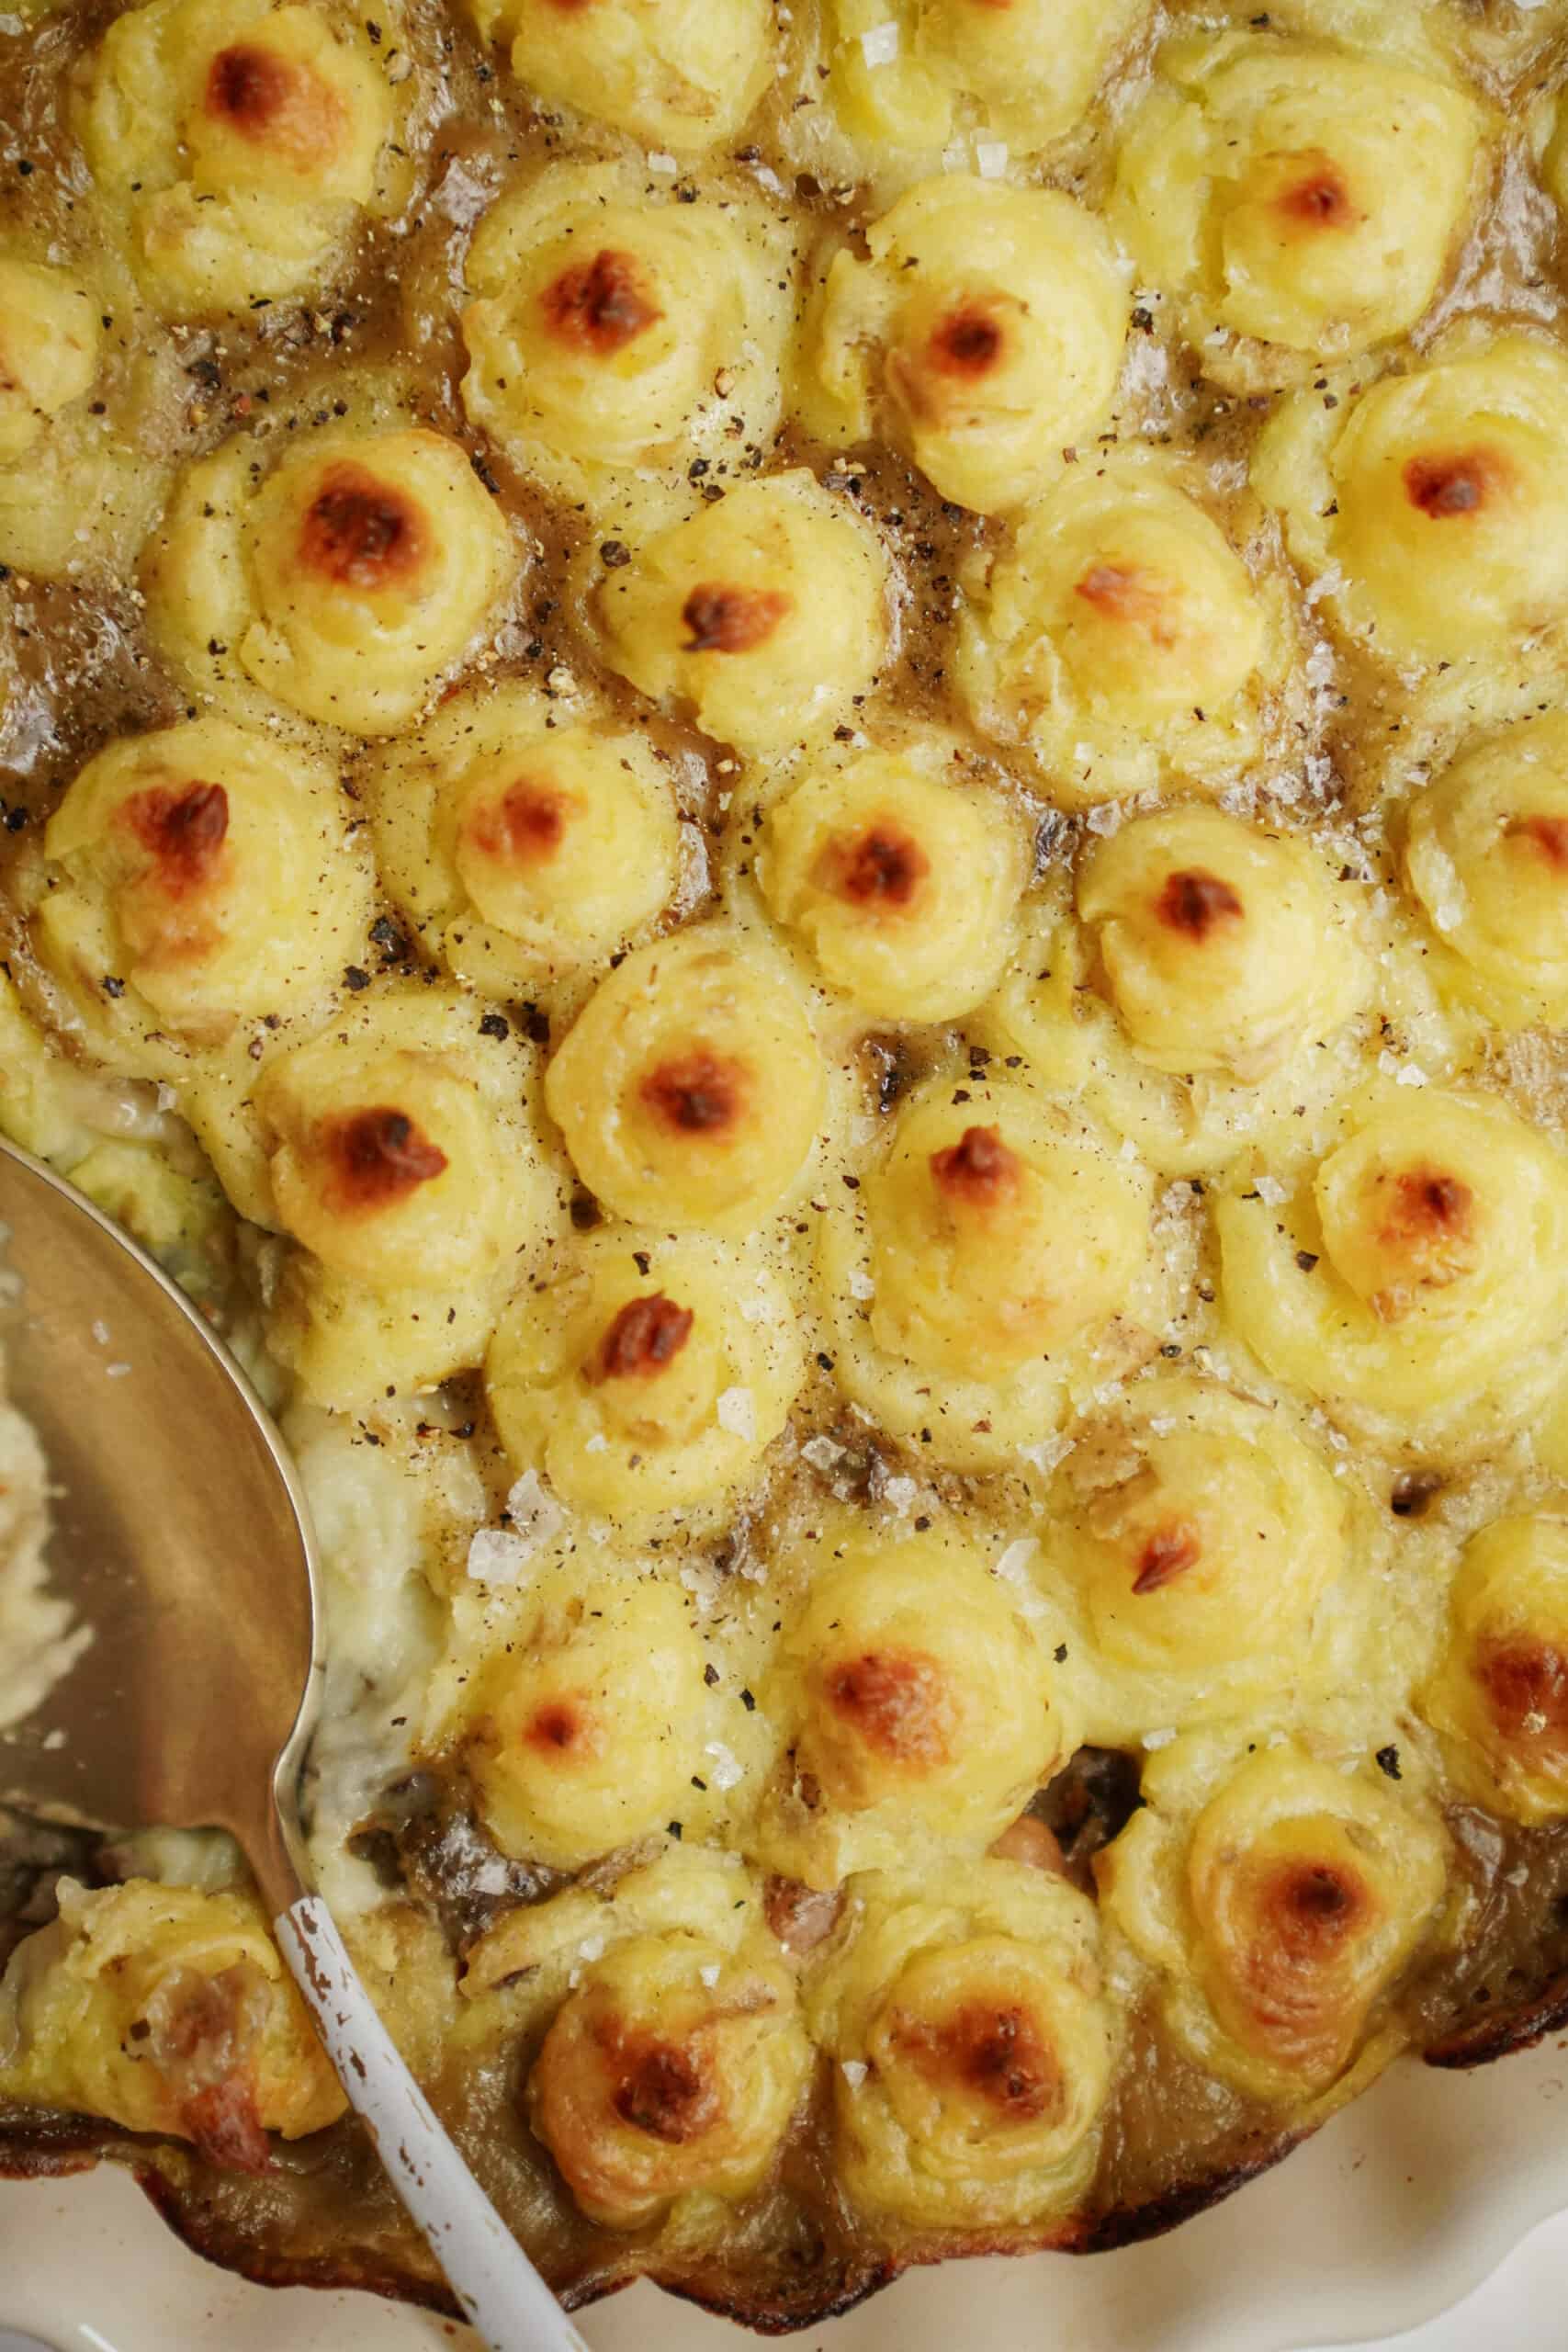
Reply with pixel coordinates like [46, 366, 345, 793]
[467, 780, 571, 864]
[639, 1050, 747, 1135]
[205, 42, 344, 167]
[1156, 867, 1245, 938]
[1133, 1521, 1203, 1596]
[541, 250, 662, 355]
[895, 1999, 1062, 2121]
[681, 584, 793, 654]
[930, 1123, 1021, 1206]
[1477, 1636, 1568, 1743]
[1510, 813, 1568, 867]
[824, 1650, 954, 1765]
[604, 2027, 720, 2146]
[1264, 1860, 1369, 1961]
[929, 299, 1009, 380]
[323, 1107, 449, 1209]
[1075, 561, 1179, 645]
[525, 1700, 596, 1755]
[1273, 152, 1365, 232]
[145, 1962, 271, 2176]
[1403, 448, 1511, 519]
[592, 1293, 695, 1381]
[124, 781, 230, 892]
[817, 823, 931, 907]
[1381, 1166, 1474, 1262]
[299, 462, 430, 589]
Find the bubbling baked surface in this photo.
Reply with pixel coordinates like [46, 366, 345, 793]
[6, 0, 1568, 2331]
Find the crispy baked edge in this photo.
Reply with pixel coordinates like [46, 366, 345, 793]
[6, 1966, 1558, 2335]
[0, 2098, 1371, 2334]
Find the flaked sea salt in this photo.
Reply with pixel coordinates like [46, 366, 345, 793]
[466, 1527, 536, 1587]
[1303, 639, 1336, 692]
[505, 1469, 566, 1547]
[1419, 844, 1466, 934]
[716, 1385, 756, 1441]
[1303, 562, 1345, 609]
[468, 1473, 564, 1582]
[994, 1536, 1045, 1618]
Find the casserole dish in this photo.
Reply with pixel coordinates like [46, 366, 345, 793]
[6, 0, 1568, 2335]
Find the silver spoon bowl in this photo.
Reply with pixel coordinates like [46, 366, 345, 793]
[0, 1136, 582, 2352]
[0, 1134, 313, 1915]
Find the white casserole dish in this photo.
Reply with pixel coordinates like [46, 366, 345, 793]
[2, 2020, 1564, 2350]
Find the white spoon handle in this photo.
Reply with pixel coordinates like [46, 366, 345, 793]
[275, 1894, 588, 2352]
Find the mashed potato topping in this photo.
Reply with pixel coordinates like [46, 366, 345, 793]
[4, 0, 1568, 2324]
[0, 1341, 88, 1735]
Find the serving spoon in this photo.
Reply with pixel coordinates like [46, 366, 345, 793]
[0, 1136, 586, 2352]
